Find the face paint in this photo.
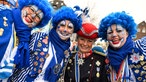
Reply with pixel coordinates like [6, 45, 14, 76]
[30, 5, 38, 12]
[22, 10, 27, 17]
[21, 5, 44, 28]
[56, 20, 74, 40]
[107, 24, 128, 49]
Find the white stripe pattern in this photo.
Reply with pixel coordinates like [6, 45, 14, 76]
[135, 36, 146, 55]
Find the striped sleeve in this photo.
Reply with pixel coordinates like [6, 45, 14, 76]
[135, 36, 146, 55]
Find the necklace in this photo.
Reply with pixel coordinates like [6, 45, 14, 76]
[51, 43, 63, 74]
[53, 63, 62, 74]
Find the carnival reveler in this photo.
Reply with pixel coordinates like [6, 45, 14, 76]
[7, 0, 53, 81]
[98, 11, 146, 82]
[64, 7, 109, 81]
[64, 22, 109, 82]
[9, 6, 82, 82]
[12, 0, 53, 69]
[0, 0, 16, 80]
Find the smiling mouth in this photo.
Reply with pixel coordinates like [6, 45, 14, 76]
[112, 41, 119, 44]
[57, 30, 71, 40]
[60, 31, 70, 36]
[112, 38, 124, 44]
[24, 17, 32, 23]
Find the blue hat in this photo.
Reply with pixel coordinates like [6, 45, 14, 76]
[52, 6, 82, 33]
[99, 11, 137, 40]
[6, 0, 16, 6]
[92, 46, 106, 56]
[18, 0, 53, 28]
[92, 46, 105, 53]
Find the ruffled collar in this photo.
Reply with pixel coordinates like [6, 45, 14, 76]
[78, 50, 92, 58]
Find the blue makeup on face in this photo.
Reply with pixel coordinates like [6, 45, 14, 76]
[57, 26, 60, 28]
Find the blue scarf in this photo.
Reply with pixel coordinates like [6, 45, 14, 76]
[49, 28, 70, 59]
[12, 8, 32, 68]
[44, 28, 70, 81]
[107, 36, 133, 73]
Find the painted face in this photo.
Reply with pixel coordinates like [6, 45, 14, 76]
[77, 36, 95, 53]
[21, 5, 44, 28]
[107, 24, 128, 49]
[56, 20, 74, 40]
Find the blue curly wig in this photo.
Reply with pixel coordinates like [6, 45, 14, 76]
[52, 6, 82, 33]
[98, 11, 137, 40]
[18, 0, 53, 28]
